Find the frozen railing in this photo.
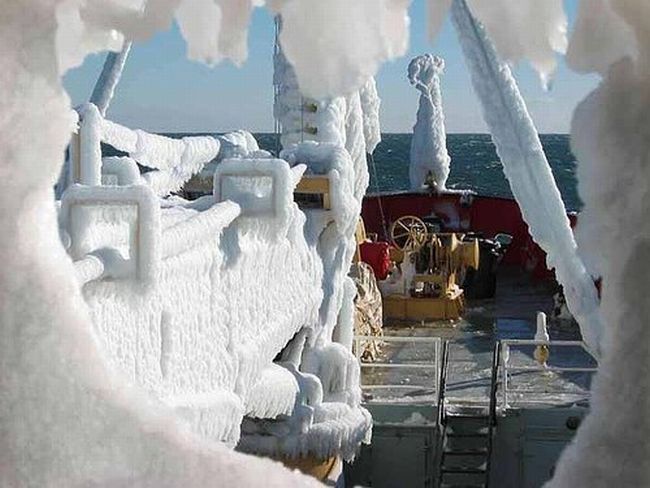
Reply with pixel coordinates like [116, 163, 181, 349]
[68, 103, 220, 196]
[213, 159, 302, 237]
[161, 201, 241, 259]
[354, 335, 442, 405]
[498, 339, 599, 409]
[61, 185, 160, 287]
[63, 186, 242, 285]
[74, 254, 106, 284]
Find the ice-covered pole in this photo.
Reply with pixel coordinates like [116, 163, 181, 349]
[408, 54, 451, 190]
[90, 42, 132, 117]
[450, 0, 602, 353]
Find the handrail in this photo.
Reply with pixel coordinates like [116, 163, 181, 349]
[488, 341, 501, 425]
[436, 340, 450, 427]
[484, 341, 502, 488]
[354, 335, 442, 405]
[74, 254, 105, 285]
[499, 339, 598, 408]
[161, 201, 241, 259]
[476, 341, 501, 488]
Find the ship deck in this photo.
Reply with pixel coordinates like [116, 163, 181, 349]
[360, 266, 597, 411]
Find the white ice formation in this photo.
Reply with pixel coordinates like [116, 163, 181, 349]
[428, 0, 568, 86]
[273, 33, 378, 202]
[359, 77, 382, 154]
[450, 0, 603, 354]
[3, 0, 650, 487]
[547, 2, 650, 486]
[75, 103, 221, 196]
[408, 54, 451, 190]
[1, 0, 382, 485]
[270, 0, 410, 99]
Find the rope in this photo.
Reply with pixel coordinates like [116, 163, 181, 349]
[273, 16, 281, 157]
[368, 152, 389, 241]
[300, 95, 305, 143]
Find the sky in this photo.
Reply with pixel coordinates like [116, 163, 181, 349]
[64, 0, 600, 134]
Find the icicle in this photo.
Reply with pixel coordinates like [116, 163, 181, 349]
[450, 0, 602, 354]
[408, 54, 451, 190]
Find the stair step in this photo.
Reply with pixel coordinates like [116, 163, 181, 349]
[444, 448, 488, 456]
[442, 467, 487, 474]
[440, 459, 487, 474]
[446, 432, 488, 438]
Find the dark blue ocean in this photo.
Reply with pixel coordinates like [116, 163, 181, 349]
[254, 133, 581, 212]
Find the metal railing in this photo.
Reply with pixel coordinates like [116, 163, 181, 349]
[498, 339, 599, 409]
[436, 340, 450, 426]
[354, 335, 442, 404]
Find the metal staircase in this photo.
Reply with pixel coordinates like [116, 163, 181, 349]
[436, 341, 501, 488]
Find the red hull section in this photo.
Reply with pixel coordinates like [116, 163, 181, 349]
[361, 191, 573, 281]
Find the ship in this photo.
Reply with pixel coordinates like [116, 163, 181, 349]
[2, 1, 646, 487]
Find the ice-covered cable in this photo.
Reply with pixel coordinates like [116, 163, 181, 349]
[408, 54, 451, 190]
[450, 0, 602, 353]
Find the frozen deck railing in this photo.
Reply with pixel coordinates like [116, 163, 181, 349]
[354, 335, 442, 405]
[353, 335, 598, 411]
[498, 339, 599, 409]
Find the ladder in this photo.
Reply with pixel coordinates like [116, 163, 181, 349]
[436, 341, 501, 488]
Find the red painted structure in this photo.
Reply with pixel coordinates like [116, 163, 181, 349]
[361, 191, 577, 281]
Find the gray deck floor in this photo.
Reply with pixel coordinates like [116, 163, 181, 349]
[360, 267, 595, 409]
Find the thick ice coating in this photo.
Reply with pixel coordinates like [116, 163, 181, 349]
[0, 0, 325, 486]
[408, 54, 451, 190]
[547, 2, 650, 486]
[427, 0, 567, 85]
[359, 77, 382, 154]
[272, 0, 410, 98]
[450, 0, 602, 353]
[5, 0, 650, 486]
[566, 0, 637, 75]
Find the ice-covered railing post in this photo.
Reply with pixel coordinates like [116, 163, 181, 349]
[408, 54, 451, 191]
[450, 0, 602, 354]
[70, 104, 104, 187]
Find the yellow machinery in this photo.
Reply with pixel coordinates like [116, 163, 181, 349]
[383, 215, 479, 321]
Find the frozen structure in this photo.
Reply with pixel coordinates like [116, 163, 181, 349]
[408, 54, 451, 190]
[450, 0, 602, 354]
[1, 0, 649, 487]
[273, 36, 380, 199]
[59, 101, 373, 461]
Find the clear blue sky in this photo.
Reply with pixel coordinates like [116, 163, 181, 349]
[64, 0, 598, 134]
